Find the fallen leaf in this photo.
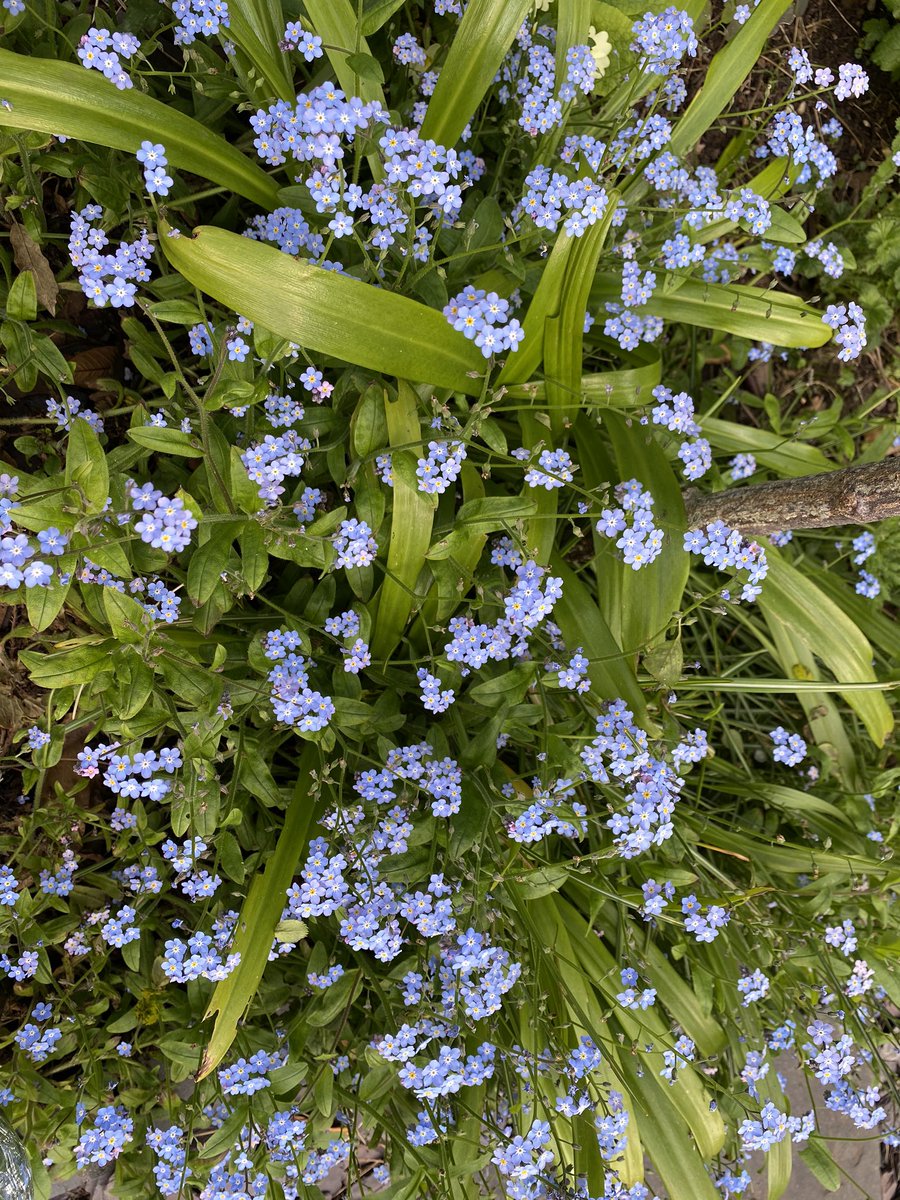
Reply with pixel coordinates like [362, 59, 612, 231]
[9, 221, 59, 315]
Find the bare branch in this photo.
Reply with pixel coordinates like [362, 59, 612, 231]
[683, 457, 900, 536]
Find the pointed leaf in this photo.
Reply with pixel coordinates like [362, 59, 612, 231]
[420, 0, 534, 149]
[669, 0, 794, 158]
[159, 222, 485, 393]
[0, 51, 279, 210]
[198, 750, 319, 1079]
[591, 274, 831, 348]
[759, 552, 893, 746]
[371, 382, 435, 659]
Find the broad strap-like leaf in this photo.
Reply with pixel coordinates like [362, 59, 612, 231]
[371, 382, 436, 659]
[555, 0, 592, 91]
[159, 221, 486, 392]
[420, 0, 534, 149]
[668, 0, 795, 160]
[701, 415, 833, 477]
[590, 274, 832, 349]
[759, 551, 893, 746]
[304, 0, 388, 112]
[504, 353, 662, 408]
[226, 0, 294, 101]
[0, 50, 279, 210]
[544, 194, 619, 438]
[197, 750, 319, 1079]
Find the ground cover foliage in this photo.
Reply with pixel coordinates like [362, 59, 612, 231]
[0, 0, 899, 1197]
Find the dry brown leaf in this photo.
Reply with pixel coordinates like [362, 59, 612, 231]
[9, 221, 59, 316]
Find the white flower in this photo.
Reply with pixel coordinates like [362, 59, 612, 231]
[533, 0, 554, 10]
[588, 26, 612, 79]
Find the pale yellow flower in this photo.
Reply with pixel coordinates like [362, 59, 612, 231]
[588, 26, 612, 80]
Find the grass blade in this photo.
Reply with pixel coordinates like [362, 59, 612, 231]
[0, 51, 279, 210]
[159, 221, 485, 392]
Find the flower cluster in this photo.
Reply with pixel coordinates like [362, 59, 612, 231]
[332, 518, 378, 570]
[68, 204, 154, 309]
[823, 301, 867, 361]
[219, 1048, 286, 1096]
[524, 448, 578, 490]
[136, 140, 172, 197]
[631, 7, 698, 74]
[130, 485, 197, 554]
[262, 629, 335, 732]
[739, 1103, 814, 1153]
[160, 927, 241, 983]
[416, 438, 468, 494]
[444, 559, 563, 670]
[519, 165, 610, 237]
[579, 700, 695, 857]
[769, 726, 807, 767]
[616, 967, 657, 1010]
[681, 893, 731, 943]
[75, 1106, 134, 1168]
[595, 479, 665, 570]
[683, 521, 768, 602]
[505, 776, 587, 844]
[647, 385, 711, 481]
[164, 0, 230, 46]
[443, 287, 524, 358]
[77, 27, 140, 89]
[281, 21, 322, 61]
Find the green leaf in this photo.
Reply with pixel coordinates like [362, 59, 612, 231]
[497, 230, 579, 388]
[591, 274, 831, 348]
[544, 195, 619, 438]
[549, 557, 646, 718]
[127, 426, 203, 457]
[345, 52, 385, 84]
[198, 749, 320, 1079]
[304, 0, 388, 109]
[455, 495, 538, 528]
[0, 51, 279, 210]
[613, 1043, 722, 1200]
[759, 552, 893, 746]
[65, 418, 109, 514]
[159, 222, 486, 393]
[7, 270, 37, 321]
[225, 0, 294, 102]
[504, 354, 662, 408]
[556, 0, 592, 88]
[420, 0, 534, 148]
[187, 526, 236, 606]
[701, 415, 833, 477]
[371, 382, 435, 659]
[26, 576, 71, 633]
[605, 412, 689, 652]
[668, 0, 795, 159]
[20, 642, 113, 689]
[360, 0, 407, 35]
[146, 300, 204, 325]
[798, 1141, 842, 1192]
[102, 589, 149, 644]
[240, 523, 268, 592]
